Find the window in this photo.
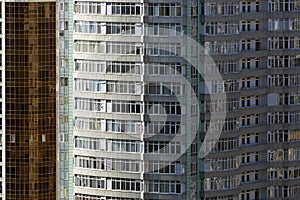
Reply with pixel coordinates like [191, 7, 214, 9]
[106, 23, 139, 35]
[108, 3, 142, 15]
[206, 137, 239, 151]
[10, 134, 15, 143]
[241, 21, 251, 32]
[268, 74, 289, 86]
[241, 115, 251, 126]
[145, 62, 182, 75]
[241, 39, 251, 51]
[239, 20, 259, 32]
[75, 156, 106, 170]
[205, 157, 239, 171]
[106, 42, 142, 55]
[241, 1, 251, 12]
[255, 114, 260, 124]
[109, 100, 142, 114]
[240, 95, 260, 107]
[75, 60, 106, 73]
[241, 190, 250, 200]
[211, 60, 239, 74]
[145, 161, 180, 174]
[268, 149, 291, 162]
[145, 102, 181, 115]
[224, 79, 239, 92]
[144, 121, 181, 135]
[268, 167, 300, 180]
[207, 81, 223, 93]
[279, 92, 300, 105]
[206, 98, 239, 112]
[268, 130, 289, 142]
[241, 78, 251, 88]
[268, 36, 300, 50]
[148, 3, 181, 16]
[75, 98, 105, 112]
[255, 20, 260, 31]
[269, 148, 300, 162]
[241, 58, 251, 69]
[148, 23, 181, 36]
[268, 111, 300, 124]
[75, 175, 105, 189]
[59, 3, 65, 11]
[74, 137, 105, 151]
[145, 141, 181, 154]
[110, 140, 142, 153]
[241, 133, 259, 145]
[146, 82, 184, 96]
[241, 134, 251, 145]
[146, 42, 181, 56]
[241, 96, 251, 107]
[268, 55, 300, 68]
[147, 180, 181, 193]
[205, 40, 239, 54]
[74, 21, 102, 34]
[255, 39, 261, 50]
[74, 117, 103, 131]
[241, 152, 258, 164]
[74, 2, 102, 14]
[205, 21, 239, 35]
[109, 159, 142, 172]
[74, 40, 104, 53]
[75, 194, 135, 200]
[205, 2, 240, 15]
[256, 1, 260, 11]
[241, 77, 259, 89]
[241, 172, 250, 183]
[204, 176, 238, 191]
[106, 62, 141, 74]
[106, 120, 142, 134]
[74, 79, 105, 92]
[268, 0, 300, 12]
[269, 18, 300, 31]
[106, 81, 141, 94]
[111, 178, 142, 191]
[207, 118, 239, 133]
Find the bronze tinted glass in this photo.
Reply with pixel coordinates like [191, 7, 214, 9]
[5, 2, 56, 199]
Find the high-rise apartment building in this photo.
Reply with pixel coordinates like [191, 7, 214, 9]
[56, 2, 201, 199]
[1, 1, 57, 200]
[68, 1, 199, 200]
[201, 1, 300, 199]
[56, 0, 300, 200]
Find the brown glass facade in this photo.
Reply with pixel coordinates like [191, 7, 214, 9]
[5, 2, 56, 199]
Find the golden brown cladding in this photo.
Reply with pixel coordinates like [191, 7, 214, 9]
[5, 2, 56, 200]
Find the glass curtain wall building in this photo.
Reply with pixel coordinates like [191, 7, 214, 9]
[2, 1, 57, 199]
